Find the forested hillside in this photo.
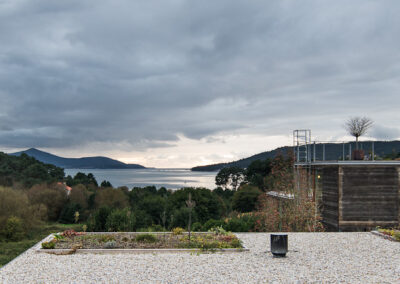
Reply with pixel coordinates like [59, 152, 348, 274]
[0, 152, 65, 187]
[11, 148, 145, 169]
[192, 140, 400, 171]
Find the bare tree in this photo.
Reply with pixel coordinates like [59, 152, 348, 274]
[345, 116, 373, 149]
[186, 193, 196, 242]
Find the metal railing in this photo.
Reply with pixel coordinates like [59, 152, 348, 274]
[295, 140, 378, 163]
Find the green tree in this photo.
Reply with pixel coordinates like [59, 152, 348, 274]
[232, 185, 262, 213]
[95, 188, 129, 209]
[215, 167, 245, 190]
[58, 203, 81, 224]
[245, 159, 272, 190]
[27, 184, 67, 221]
[105, 208, 135, 231]
[87, 206, 112, 231]
[100, 180, 113, 188]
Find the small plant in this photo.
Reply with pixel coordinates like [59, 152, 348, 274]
[230, 238, 242, 248]
[53, 233, 65, 240]
[393, 231, 400, 241]
[208, 226, 228, 236]
[99, 235, 115, 243]
[172, 227, 184, 235]
[82, 224, 87, 232]
[378, 228, 400, 241]
[74, 211, 80, 223]
[42, 241, 55, 249]
[104, 240, 116, 249]
[61, 229, 85, 238]
[135, 233, 157, 243]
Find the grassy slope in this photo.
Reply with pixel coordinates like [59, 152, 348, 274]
[0, 223, 82, 268]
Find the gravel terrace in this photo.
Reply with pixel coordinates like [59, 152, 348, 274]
[1, 232, 399, 283]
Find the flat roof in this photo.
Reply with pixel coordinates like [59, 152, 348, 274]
[295, 160, 400, 166]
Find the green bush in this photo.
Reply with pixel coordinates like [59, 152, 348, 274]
[105, 208, 135, 232]
[226, 215, 255, 232]
[172, 227, 184, 235]
[192, 222, 203, 232]
[86, 206, 111, 231]
[202, 219, 226, 231]
[148, 224, 163, 232]
[59, 203, 81, 224]
[0, 187, 42, 238]
[230, 238, 242, 248]
[208, 226, 228, 235]
[4, 216, 25, 241]
[41, 241, 55, 249]
[232, 185, 262, 213]
[135, 233, 157, 243]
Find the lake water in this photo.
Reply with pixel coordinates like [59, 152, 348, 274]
[64, 168, 218, 190]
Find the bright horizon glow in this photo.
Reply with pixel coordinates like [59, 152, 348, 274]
[1, 134, 389, 168]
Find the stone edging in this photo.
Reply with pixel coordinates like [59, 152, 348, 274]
[370, 230, 398, 242]
[35, 233, 250, 254]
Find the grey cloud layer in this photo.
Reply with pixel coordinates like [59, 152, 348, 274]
[1, 0, 400, 150]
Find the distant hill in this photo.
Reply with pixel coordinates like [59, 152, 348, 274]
[191, 140, 400, 171]
[10, 148, 146, 169]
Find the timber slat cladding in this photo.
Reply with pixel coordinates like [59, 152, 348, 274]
[341, 166, 399, 223]
[319, 164, 400, 230]
[321, 166, 339, 228]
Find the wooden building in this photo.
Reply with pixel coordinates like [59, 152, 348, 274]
[313, 161, 400, 231]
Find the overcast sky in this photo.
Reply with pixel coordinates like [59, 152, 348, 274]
[1, 0, 400, 167]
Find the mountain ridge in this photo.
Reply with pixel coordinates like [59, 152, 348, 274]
[10, 148, 146, 169]
[191, 140, 400, 171]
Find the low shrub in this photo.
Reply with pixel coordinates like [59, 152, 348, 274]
[104, 240, 116, 249]
[148, 224, 163, 232]
[230, 237, 242, 248]
[41, 241, 55, 249]
[378, 228, 400, 241]
[202, 219, 225, 231]
[225, 215, 255, 232]
[61, 229, 85, 238]
[172, 227, 184, 235]
[135, 233, 157, 243]
[192, 222, 203, 232]
[254, 195, 324, 232]
[105, 208, 135, 232]
[208, 226, 228, 236]
[4, 216, 25, 241]
[99, 235, 115, 243]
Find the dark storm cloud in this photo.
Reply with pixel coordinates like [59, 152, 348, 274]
[1, 0, 400, 151]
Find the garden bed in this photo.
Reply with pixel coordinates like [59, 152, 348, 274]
[371, 229, 400, 242]
[36, 231, 248, 254]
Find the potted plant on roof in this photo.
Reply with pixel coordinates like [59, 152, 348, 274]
[345, 116, 373, 160]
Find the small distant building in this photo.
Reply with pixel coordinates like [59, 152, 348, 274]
[57, 182, 72, 195]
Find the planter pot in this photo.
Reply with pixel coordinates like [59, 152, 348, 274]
[270, 233, 288, 257]
[352, 149, 365, 160]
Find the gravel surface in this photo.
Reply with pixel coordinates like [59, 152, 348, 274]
[1, 232, 399, 283]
